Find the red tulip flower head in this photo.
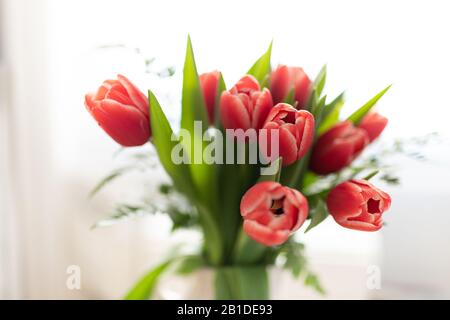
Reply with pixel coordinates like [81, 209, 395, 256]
[85, 75, 150, 147]
[261, 103, 315, 166]
[240, 181, 309, 246]
[326, 179, 391, 231]
[310, 121, 369, 175]
[270, 65, 312, 108]
[199, 71, 220, 124]
[220, 75, 273, 130]
[358, 112, 388, 142]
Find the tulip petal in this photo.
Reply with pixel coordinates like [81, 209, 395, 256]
[296, 110, 315, 159]
[233, 75, 260, 93]
[335, 219, 382, 232]
[199, 71, 220, 123]
[327, 179, 391, 232]
[105, 84, 134, 106]
[117, 74, 149, 115]
[87, 99, 150, 146]
[243, 220, 290, 246]
[240, 181, 281, 216]
[359, 112, 388, 142]
[291, 67, 311, 108]
[278, 126, 298, 165]
[220, 92, 251, 130]
[251, 89, 273, 129]
[270, 65, 291, 104]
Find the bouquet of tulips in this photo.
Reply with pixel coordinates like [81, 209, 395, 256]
[85, 37, 393, 299]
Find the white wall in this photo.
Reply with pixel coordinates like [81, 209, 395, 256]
[1, 0, 450, 298]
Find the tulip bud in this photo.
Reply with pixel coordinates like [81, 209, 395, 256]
[358, 112, 388, 142]
[270, 65, 312, 108]
[85, 75, 150, 147]
[326, 179, 391, 231]
[199, 71, 220, 124]
[220, 75, 273, 130]
[260, 103, 315, 166]
[240, 181, 308, 246]
[310, 121, 369, 175]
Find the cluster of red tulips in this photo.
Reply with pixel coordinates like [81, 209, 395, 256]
[85, 40, 391, 251]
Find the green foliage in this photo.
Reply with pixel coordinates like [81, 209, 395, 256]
[305, 198, 329, 233]
[363, 170, 379, 180]
[278, 240, 325, 295]
[124, 260, 174, 300]
[149, 90, 194, 196]
[313, 65, 327, 98]
[166, 202, 198, 231]
[214, 73, 227, 129]
[89, 166, 136, 198]
[304, 273, 325, 295]
[176, 255, 206, 275]
[247, 41, 273, 87]
[181, 36, 209, 134]
[282, 241, 307, 278]
[90, 203, 157, 229]
[232, 229, 267, 265]
[318, 92, 345, 135]
[215, 266, 269, 299]
[347, 85, 392, 125]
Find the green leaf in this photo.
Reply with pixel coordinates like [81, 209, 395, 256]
[149, 90, 194, 195]
[282, 241, 307, 278]
[89, 166, 135, 197]
[281, 150, 311, 190]
[283, 88, 296, 105]
[165, 203, 198, 231]
[311, 94, 327, 126]
[175, 255, 205, 275]
[124, 260, 173, 300]
[180, 36, 220, 215]
[91, 203, 156, 229]
[181, 35, 209, 134]
[313, 65, 327, 98]
[318, 92, 345, 135]
[347, 85, 392, 125]
[247, 41, 273, 86]
[215, 266, 269, 299]
[232, 228, 267, 265]
[214, 73, 227, 129]
[305, 198, 329, 233]
[363, 170, 379, 180]
[302, 171, 318, 189]
[215, 268, 234, 299]
[304, 273, 326, 295]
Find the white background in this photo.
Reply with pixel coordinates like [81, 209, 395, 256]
[1, 0, 450, 299]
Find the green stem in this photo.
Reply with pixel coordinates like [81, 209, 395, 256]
[232, 227, 267, 265]
[194, 201, 223, 266]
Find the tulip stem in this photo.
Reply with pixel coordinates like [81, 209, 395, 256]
[232, 227, 268, 265]
[285, 151, 311, 190]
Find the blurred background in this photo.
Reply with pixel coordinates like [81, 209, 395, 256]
[1, 0, 450, 299]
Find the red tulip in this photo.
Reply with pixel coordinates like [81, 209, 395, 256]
[358, 112, 388, 142]
[199, 71, 220, 124]
[85, 75, 150, 147]
[270, 65, 312, 108]
[240, 181, 308, 246]
[260, 103, 315, 166]
[310, 121, 369, 175]
[326, 179, 391, 231]
[220, 75, 273, 130]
